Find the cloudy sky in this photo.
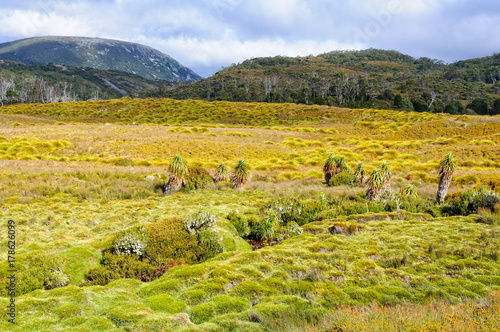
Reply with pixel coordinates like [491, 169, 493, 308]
[0, 0, 498, 77]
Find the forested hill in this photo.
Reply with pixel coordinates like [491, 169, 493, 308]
[0, 36, 201, 82]
[148, 49, 500, 115]
[0, 60, 157, 104]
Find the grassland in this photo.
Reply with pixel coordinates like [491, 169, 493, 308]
[0, 98, 499, 331]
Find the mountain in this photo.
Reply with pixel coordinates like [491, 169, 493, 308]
[149, 49, 500, 115]
[0, 36, 201, 82]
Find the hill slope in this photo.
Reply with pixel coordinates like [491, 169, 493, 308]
[0, 60, 157, 102]
[0, 36, 201, 82]
[152, 49, 500, 115]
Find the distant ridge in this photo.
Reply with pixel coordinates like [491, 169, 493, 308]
[0, 36, 201, 82]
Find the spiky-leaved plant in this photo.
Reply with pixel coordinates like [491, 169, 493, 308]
[353, 162, 366, 184]
[400, 184, 418, 198]
[437, 153, 456, 204]
[165, 155, 188, 194]
[335, 156, 349, 174]
[380, 161, 391, 192]
[323, 153, 336, 184]
[366, 169, 384, 201]
[231, 159, 250, 190]
[213, 162, 228, 183]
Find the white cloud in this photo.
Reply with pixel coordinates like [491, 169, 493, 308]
[0, 0, 498, 76]
[142, 35, 360, 77]
[0, 9, 93, 38]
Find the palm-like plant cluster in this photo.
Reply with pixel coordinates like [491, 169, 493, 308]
[366, 169, 385, 201]
[323, 153, 350, 184]
[437, 153, 456, 203]
[213, 163, 228, 183]
[353, 162, 366, 185]
[165, 155, 188, 194]
[400, 184, 418, 198]
[231, 159, 250, 190]
[380, 161, 391, 192]
[164, 157, 252, 193]
[323, 153, 337, 184]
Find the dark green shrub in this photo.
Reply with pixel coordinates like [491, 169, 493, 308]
[84, 265, 119, 286]
[442, 188, 500, 216]
[339, 201, 368, 216]
[250, 213, 276, 241]
[328, 171, 354, 187]
[145, 217, 199, 265]
[227, 211, 250, 237]
[85, 216, 224, 286]
[396, 196, 434, 213]
[196, 229, 224, 261]
[4, 252, 69, 296]
[266, 197, 324, 226]
[182, 167, 213, 191]
[85, 253, 156, 285]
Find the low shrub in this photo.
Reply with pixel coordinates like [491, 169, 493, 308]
[328, 171, 355, 187]
[227, 211, 251, 237]
[85, 216, 224, 286]
[84, 265, 120, 286]
[266, 197, 324, 226]
[3, 252, 69, 296]
[112, 226, 148, 257]
[182, 211, 217, 235]
[85, 253, 156, 285]
[443, 188, 500, 216]
[183, 167, 214, 191]
[250, 213, 277, 241]
[196, 229, 224, 261]
[145, 217, 199, 265]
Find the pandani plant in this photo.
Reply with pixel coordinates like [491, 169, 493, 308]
[213, 162, 228, 183]
[400, 184, 418, 198]
[353, 162, 366, 185]
[323, 153, 337, 184]
[165, 155, 188, 194]
[334, 156, 350, 174]
[436, 153, 456, 204]
[231, 159, 250, 190]
[380, 161, 391, 192]
[366, 169, 384, 201]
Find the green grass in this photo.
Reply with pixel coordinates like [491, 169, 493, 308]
[0, 211, 498, 331]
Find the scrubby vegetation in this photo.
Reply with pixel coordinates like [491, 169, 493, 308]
[0, 96, 498, 331]
[148, 49, 500, 116]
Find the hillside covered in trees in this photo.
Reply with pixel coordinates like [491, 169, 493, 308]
[148, 49, 500, 115]
[0, 60, 157, 104]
